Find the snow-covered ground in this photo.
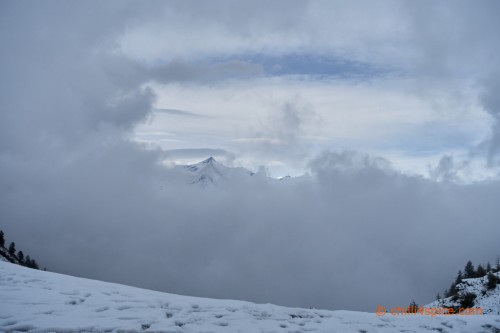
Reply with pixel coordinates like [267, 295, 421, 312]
[427, 272, 500, 315]
[1, 262, 499, 333]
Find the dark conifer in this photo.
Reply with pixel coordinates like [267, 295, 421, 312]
[464, 261, 475, 278]
[8, 242, 16, 256]
[487, 272, 497, 290]
[25, 255, 32, 268]
[408, 300, 419, 313]
[17, 250, 24, 264]
[448, 282, 457, 296]
[476, 264, 486, 277]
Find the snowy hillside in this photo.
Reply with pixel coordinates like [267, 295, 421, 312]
[1, 262, 499, 333]
[427, 272, 500, 315]
[0, 253, 8, 263]
[0, 246, 19, 265]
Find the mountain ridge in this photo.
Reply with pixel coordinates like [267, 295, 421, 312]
[176, 157, 255, 186]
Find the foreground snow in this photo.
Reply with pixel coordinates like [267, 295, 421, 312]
[0, 262, 499, 333]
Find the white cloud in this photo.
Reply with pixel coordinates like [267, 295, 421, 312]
[133, 76, 490, 177]
[119, 0, 412, 66]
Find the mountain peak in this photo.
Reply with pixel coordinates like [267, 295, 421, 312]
[189, 157, 223, 171]
[178, 157, 253, 186]
[182, 157, 229, 185]
[203, 156, 215, 163]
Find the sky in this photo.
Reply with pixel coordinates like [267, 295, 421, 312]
[1, 0, 500, 312]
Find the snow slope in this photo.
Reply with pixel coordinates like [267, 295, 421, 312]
[427, 272, 500, 315]
[1, 262, 499, 332]
[0, 247, 18, 264]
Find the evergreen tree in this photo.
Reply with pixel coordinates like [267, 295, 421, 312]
[460, 293, 476, 308]
[476, 264, 486, 277]
[486, 262, 492, 272]
[0, 230, 4, 247]
[449, 282, 458, 296]
[464, 260, 475, 278]
[436, 293, 441, 301]
[455, 270, 463, 285]
[17, 250, 24, 264]
[496, 256, 500, 273]
[25, 255, 32, 268]
[8, 242, 16, 256]
[23, 255, 38, 269]
[487, 272, 498, 290]
[408, 300, 419, 313]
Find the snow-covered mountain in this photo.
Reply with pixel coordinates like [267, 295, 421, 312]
[427, 272, 500, 315]
[176, 157, 254, 186]
[1, 261, 499, 333]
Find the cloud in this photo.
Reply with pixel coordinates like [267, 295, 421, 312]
[154, 108, 211, 118]
[4, 147, 500, 312]
[163, 148, 233, 164]
[233, 98, 321, 168]
[150, 60, 264, 83]
[119, 0, 410, 66]
[402, 1, 500, 165]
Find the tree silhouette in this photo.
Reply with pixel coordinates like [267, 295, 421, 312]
[8, 242, 16, 256]
[464, 261, 475, 278]
[17, 250, 24, 264]
[0, 235, 40, 270]
[25, 255, 32, 267]
[487, 272, 497, 290]
[476, 264, 486, 278]
[449, 282, 458, 297]
[408, 300, 419, 313]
